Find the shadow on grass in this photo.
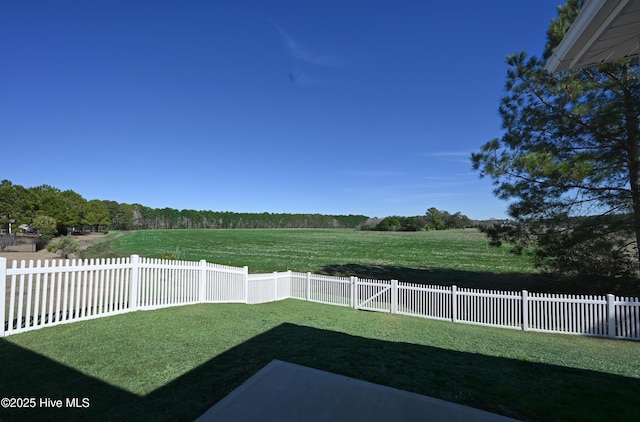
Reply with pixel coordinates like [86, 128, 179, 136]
[2, 323, 639, 421]
[320, 263, 640, 296]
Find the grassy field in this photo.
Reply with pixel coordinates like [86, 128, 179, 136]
[83, 228, 638, 295]
[85, 228, 532, 272]
[2, 300, 639, 421]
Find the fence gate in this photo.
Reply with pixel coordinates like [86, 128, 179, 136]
[356, 279, 393, 313]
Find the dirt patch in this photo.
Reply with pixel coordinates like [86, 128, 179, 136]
[0, 233, 109, 266]
[0, 249, 59, 264]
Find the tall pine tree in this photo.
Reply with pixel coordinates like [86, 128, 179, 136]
[472, 0, 640, 277]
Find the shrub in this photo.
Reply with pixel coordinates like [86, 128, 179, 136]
[46, 236, 80, 259]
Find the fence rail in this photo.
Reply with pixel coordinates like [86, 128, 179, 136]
[2, 255, 639, 340]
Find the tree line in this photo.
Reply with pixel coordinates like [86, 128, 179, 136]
[360, 207, 474, 231]
[0, 180, 368, 236]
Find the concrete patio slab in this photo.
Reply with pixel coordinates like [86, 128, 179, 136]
[196, 360, 520, 422]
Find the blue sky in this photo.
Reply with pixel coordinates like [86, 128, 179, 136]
[2, 1, 563, 220]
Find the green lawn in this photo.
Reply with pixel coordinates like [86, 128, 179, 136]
[1, 300, 639, 421]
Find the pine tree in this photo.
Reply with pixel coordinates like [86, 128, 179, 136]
[472, 0, 640, 277]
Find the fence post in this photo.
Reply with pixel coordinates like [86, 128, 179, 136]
[306, 272, 311, 301]
[244, 266, 249, 304]
[129, 255, 139, 311]
[1, 257, 6, 337]
[273, 272, 278, 301]
[522, 290, 528, 331]
[199, 260, 207, 303]
[451, 285, 457, 323]
[607, 294, 616, 338]
[391, 279, 398, 314]
[351, 277, 358, 309]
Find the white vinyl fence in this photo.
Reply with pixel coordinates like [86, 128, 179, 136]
[2, 255, 639, 340]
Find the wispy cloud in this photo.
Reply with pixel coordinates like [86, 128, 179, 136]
[424, 151, 473, 164]
[340, 170, 405, 178]
[385, 191, 466, 204]
[270, 20, 342, 67]
[424, 151, 472, 157]
[286, 70, 321, 86]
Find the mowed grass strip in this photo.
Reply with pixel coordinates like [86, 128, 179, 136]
[2, 300, 639, 421]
